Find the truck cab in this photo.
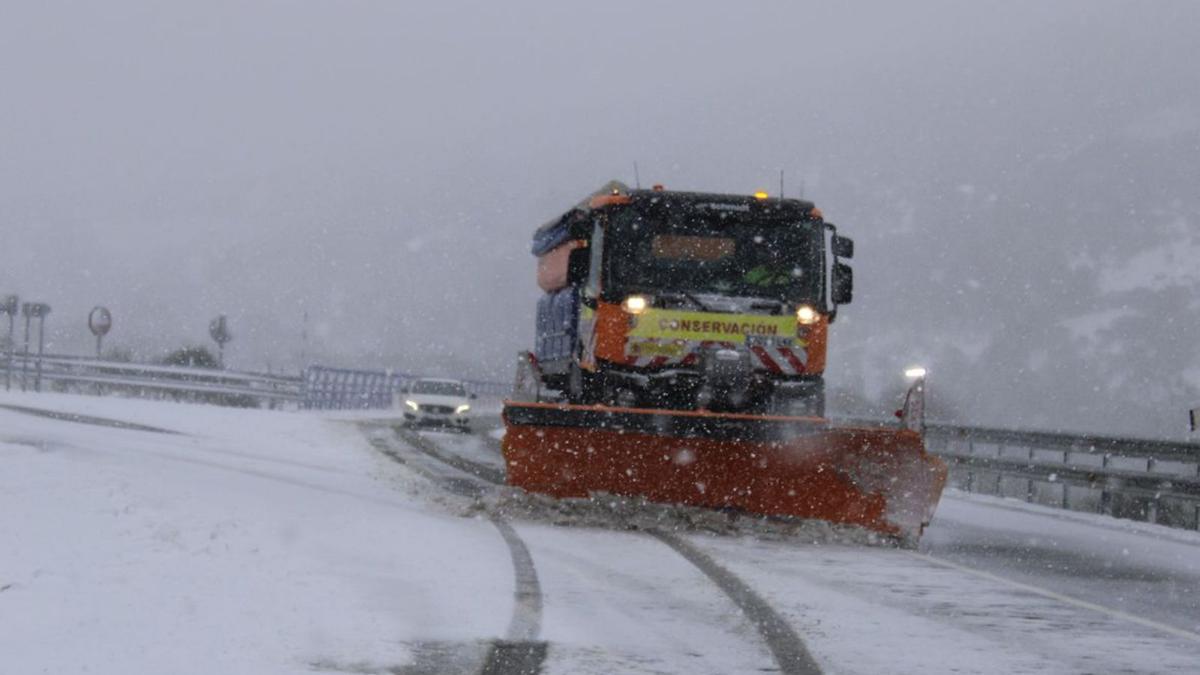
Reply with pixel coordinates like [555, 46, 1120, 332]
[530, 182, 853, 416]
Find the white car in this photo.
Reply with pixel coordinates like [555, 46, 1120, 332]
[399, 378, 474, 431]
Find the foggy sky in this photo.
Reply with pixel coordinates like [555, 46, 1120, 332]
[3, 1, 1199, 438]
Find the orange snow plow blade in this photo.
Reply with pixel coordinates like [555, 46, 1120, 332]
[501, 402, 948, 542]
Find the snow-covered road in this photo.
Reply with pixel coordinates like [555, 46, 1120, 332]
[924, 490, 1200, 637]
[2, 392, 1198, 674]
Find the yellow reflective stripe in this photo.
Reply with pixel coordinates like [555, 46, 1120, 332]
[628, 309, 796, 344]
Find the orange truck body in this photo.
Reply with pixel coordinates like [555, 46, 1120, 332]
[504, 183, 947, 541]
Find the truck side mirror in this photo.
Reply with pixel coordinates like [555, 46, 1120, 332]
[831, 233, 854, 259]
[832, 262, 853, 305]
[567, 247, 590, 286]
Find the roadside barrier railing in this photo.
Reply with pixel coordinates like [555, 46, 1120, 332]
[5, 352, 1196, 530]
[299, 365, 507, 410]
[1, 352, 304, 405]
[920, 421, 1200, 531]
[0, 357, 511, 411]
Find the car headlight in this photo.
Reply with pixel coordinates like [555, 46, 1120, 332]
[796, 305, 818, 325]
[405, 400, 419, 411]
[621, 294, 649, 315]
[455, 404, 470, 414]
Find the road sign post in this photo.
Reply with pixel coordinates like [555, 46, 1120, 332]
[88, 306, 113, 358]
[21, 306, 30, 390]
[21, 302, 50, 392]
[209, 314, 232, 368]
[1, 295, 17, 391]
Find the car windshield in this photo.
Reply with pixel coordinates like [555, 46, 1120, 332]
[411, 380, 466, 396]
[605, 205, 820, 302]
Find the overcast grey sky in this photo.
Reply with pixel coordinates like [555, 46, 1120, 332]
[3, 1, 1198, 436]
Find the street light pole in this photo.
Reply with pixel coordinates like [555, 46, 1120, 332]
[902, 366, 927, 435]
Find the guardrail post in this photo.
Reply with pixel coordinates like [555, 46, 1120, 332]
[2, 296, 15, 392]
[21, 309, 30, 391]
[35, 311, 46, 392]
[1025, 445, 1036, 503]
[1099, 453, 1113, 515]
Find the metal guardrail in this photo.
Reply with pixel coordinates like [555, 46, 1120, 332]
[927, 421, 1200, 465]
[300, 365, 508, 410]
[302, 366, 405, 410]
[1, 353, 303, 405]
[0, 353, 511, 410]
[4, 351, 1197, 530]
[0, 354, 511, 411]
[921, 422, 1200, 530]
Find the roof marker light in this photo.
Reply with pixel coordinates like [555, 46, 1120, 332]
[754, 191, 769, 200]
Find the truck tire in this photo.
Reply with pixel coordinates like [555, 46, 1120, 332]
[771, 378, 825, 417]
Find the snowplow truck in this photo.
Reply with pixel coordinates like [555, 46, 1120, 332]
[502, 182, 947, 542]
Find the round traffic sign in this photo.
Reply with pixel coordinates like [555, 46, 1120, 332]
[88, 306, 113, 337]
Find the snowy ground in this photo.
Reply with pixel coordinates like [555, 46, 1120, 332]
[0, 393, 512, 674]
[2, 391, 1199, 674]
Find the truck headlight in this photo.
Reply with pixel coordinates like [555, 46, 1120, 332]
[796, 305, 818, 325]
[455, 404, 470, 414]
[621, 295, 649, 315]
[405, 400, 419, 411]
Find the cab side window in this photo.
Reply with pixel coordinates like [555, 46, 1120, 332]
[584, 221, 604, 300]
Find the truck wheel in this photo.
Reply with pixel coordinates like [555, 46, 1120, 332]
[800, 384, 826, 417]
[771, 380, 825, 417]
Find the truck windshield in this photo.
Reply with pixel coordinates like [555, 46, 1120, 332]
[604, 205, 820, 302]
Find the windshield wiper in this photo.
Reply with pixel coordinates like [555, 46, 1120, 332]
[749, 299, 785, 315]
[678, 291, 713, 312]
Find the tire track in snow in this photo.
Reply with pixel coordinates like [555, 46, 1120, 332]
[395, 424, 825, 675]
[371, 427, 547, 675]
[0, 403, 179, 434]
[649, 531, 824, 675]
[394, 426, 505, 485]
[482, 518, 547, 675]
[1, 403, 366, 477]
[490, 518, 542, 641]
